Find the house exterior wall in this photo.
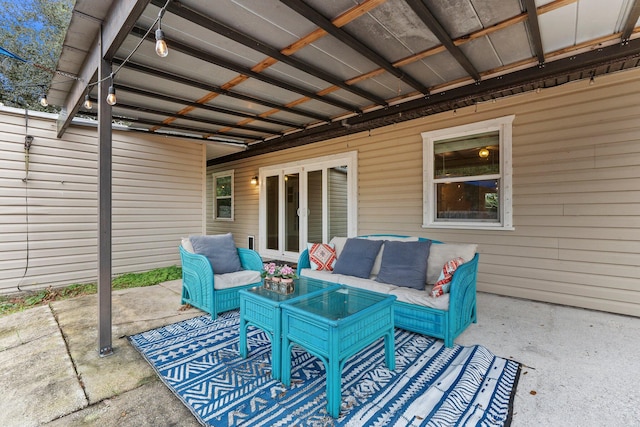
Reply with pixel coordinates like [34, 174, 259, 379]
[207, 68, 640, 317]
[0, 108, 204, 294]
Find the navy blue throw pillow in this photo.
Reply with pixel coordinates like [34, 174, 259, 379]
[375, 240, 432, 290]
[332, 238, 384, 279]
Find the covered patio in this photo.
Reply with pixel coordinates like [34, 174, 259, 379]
[1, 282, 638, 425]
[45, 0, 640, 355]
[2, 0, 637, 423]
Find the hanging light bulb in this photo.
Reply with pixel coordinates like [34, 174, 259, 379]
[155, 28, 168, 57]
[106, 85, 117, 106]
[479, 148, 490, 159]
[83, 94, 93, 110]
[39, 94, 48, 107]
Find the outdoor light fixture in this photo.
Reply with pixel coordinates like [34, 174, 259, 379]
[39, 94, 48, 107]
[479, 148, 490, 159]
[155, 8, 168, 57]
[83, 94, 92, 110]
[250, 176, 258, 186]
[155, 28, 168, 57]
[106, 85, 117, 106]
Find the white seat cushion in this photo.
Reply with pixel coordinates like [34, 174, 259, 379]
[389, 287, 450, 311]
[214, 270, 261, 290]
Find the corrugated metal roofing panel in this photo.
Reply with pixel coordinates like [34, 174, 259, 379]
[46, 0, 640, 159]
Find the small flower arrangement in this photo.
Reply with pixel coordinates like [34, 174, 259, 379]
[261, 262, 298, 280]
[262, 262, 298, 294]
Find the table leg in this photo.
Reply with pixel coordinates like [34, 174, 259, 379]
[326, 356, 341, 418]
[281, 338, 292, 386]
[384, 329, 395, 370]
[239, 316, 248, 358]
[271, 321, 281, 380]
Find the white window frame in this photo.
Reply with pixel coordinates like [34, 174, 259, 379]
[213, 170, 234, 221]
[422, 115, 514, 230]
[258, 152, 358, 261]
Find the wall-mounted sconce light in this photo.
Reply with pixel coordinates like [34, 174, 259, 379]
[478, 148, 490, 158]
[250, 176, 258, 185]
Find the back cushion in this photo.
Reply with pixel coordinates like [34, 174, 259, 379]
[332, 238, 383, 278]
[366, 235, 418, 276]
[375, 240, 432, 289]
[426, 243, 477, 284]
[190, 233, 242, 274]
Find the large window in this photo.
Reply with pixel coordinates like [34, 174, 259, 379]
[422, 116, 514, 230]
[259, 152, 357, 261]
[213, 170, 234, 221]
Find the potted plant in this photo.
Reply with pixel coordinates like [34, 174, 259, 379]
[261, 262, 297, 294]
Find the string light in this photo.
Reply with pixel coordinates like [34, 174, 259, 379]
[83, 94, 92, 109]
[155, 28, 168, 57]
[155, 8, 169, 58]
[39, 93, 48, 107]
[106, 78, 117, 105]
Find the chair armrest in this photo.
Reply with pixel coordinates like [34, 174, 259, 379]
[238, 248, 263, 272]
[179, 245, 213, 285]
[296, 249, 311, 276]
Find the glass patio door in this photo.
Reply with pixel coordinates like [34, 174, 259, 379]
[259, 153, 356, 262]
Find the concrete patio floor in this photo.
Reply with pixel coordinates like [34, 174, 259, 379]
[0, 280, 638, 426]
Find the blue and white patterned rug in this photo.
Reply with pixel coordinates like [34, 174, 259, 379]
[129, 311, 520, 426]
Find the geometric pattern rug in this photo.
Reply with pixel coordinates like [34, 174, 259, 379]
[129, 311, 520, 427]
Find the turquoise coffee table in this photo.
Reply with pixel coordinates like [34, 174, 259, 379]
[281, 286, 396, 418]
[238, 277, 339, 380]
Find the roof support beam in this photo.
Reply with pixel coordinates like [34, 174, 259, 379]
[405, 0, 481, 81]
[97, 46, 113, 358]
[56, 0, 151, 137]
[115, 59, 329, 122]
[114, 84, 302, 129]
[523, 0, 546, 64]
[279, 0, 430, 94]
[152, 0, 387, 106]
[130, 26, 362, 113]
[621, 0, 640, 42]
[211, 37, 640, 164]
[112, 115, 257, 141]
[113, 101, 282, 135]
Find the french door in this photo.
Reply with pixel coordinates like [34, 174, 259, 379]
[259, 152, 357, 262]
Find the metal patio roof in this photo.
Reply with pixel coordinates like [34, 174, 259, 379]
[49, 0, 640, 162]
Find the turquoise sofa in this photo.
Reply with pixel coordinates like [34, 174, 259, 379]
[297, 235, 479, 347]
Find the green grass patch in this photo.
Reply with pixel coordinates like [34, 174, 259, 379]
[0, 266, 181, 317]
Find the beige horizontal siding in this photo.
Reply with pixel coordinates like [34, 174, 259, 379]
[209, 68, 640, 317]
[0, 108, 204, 294]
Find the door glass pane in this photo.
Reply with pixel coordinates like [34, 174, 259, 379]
[328, 166, 348, 239]
[307, 170, 323, 242]
[266, 175, 279, 250]
[285, 173, 299, 252]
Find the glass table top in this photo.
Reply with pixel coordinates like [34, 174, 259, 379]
[286, 286, 391, 321]
[245, 277, 336, 303]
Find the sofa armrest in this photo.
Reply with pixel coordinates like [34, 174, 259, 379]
[238, 248, 263, 272]
[447, 253, 479, 325]
[296, 249, 311, 276]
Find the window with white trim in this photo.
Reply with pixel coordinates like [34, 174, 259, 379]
[422, 115, 514, 230]
[213, 170, 234, 221]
